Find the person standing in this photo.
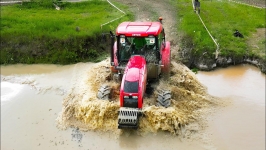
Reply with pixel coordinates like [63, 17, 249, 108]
[194, 0, 201, 14]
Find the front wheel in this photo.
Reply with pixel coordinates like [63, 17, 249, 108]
[97, 84, 111, 100]
[156, 90, 171, 108]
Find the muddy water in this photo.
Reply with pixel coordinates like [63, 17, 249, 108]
[197, 64, 265, 105]
[1, 62, 208, 150]
[1, 63, 265, 150]
[196, 64, 265, 150]
[56, 60, 216, 136]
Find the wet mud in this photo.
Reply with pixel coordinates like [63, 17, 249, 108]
[56, 59, 219, 136]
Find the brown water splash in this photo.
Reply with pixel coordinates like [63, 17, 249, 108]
[56, 60, 218, 136]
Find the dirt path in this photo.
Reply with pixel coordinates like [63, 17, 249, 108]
[112, 0, 180, 58]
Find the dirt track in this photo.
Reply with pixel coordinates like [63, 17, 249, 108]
[112, 0, 180, 58]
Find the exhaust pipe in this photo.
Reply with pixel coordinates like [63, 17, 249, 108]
[110, 31, 115, 66]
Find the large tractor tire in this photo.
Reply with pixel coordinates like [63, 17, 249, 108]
[97, 84, 111, 100]
[156, 90, 171, 108]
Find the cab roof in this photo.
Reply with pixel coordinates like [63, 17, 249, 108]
[116, 22, 163, 37]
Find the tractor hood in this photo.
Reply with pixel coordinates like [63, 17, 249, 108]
[120, 55, 147, 109]
[124, 55, 146, 81]
[125, 68, 140, 82]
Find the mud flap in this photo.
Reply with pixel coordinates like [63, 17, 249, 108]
[118, 107, 142, 129]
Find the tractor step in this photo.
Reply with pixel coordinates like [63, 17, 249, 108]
[118, 107, 142, 129]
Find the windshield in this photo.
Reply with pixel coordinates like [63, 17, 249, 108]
[118, 36, 158, 62]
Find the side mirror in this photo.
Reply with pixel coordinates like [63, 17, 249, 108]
[110, 31, 114, 37]
[110, 31, 115, 66]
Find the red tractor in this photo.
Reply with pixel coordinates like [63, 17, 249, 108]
[97, 18, 171, 129]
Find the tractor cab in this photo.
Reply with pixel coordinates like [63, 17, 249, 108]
[118, 36, 158, 62]
[110, 20, 168, 80]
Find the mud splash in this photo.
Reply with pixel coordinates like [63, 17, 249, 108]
[56, 59, 218, 136]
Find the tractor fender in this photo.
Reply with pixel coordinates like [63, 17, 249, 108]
[161, 41, 171, 77]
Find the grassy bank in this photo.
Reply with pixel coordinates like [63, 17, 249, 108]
[176, 0, 265, 64]
[0, 0, 133, 64]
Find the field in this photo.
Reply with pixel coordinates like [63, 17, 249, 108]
[0, 0, 133, 64]
[176, 0, 265, 66]
[0, 0, 265, 71]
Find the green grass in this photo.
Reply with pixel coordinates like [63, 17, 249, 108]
[0, 0, 133, 64]
[1, 1, 131, 40]
[176, 0, 265, 59]
[1, 0, 265, 66]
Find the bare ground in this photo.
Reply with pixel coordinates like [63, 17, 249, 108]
[247, 28, 266, 58]
[112, 0, 180, 59]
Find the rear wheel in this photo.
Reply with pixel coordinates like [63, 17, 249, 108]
[156, 90, 171, 108]
[97, 84, 111, 100]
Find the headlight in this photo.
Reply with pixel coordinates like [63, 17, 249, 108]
[120, 35, 125, 44]
[149, 35, 155, 44]
[132, 96, 138, 99]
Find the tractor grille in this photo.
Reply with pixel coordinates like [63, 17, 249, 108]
[118, 107, 141, 126]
